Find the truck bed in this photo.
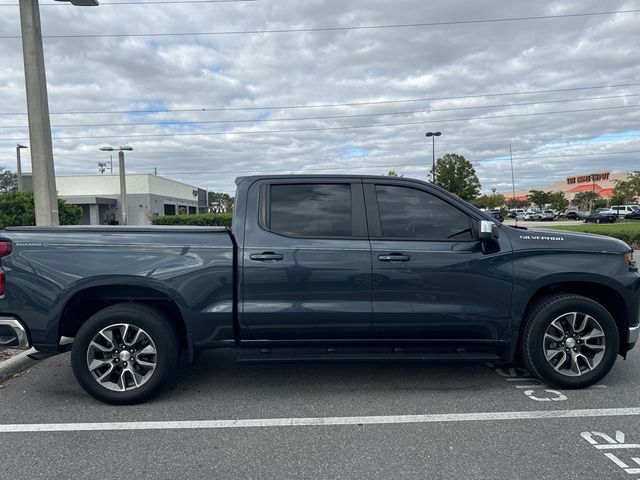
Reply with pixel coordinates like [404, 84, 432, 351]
[0, 226, 235, 352]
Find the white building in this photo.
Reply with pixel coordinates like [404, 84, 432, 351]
[23, 174, 207, 225]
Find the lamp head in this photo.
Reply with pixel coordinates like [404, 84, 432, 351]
[54, 0, 99, 6]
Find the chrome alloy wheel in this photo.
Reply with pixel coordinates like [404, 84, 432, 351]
[86, 323, 158, 392]
[542, 312, 606, 376]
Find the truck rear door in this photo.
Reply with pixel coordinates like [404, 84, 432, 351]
[240, 178, 372, 340]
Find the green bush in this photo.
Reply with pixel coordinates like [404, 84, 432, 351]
[151, 213, 232, 227]
[541, 222, 640, 249]
[0, 191, 82, 229]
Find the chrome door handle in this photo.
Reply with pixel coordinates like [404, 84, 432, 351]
[378, 254, 410, 262]
[250, 252, 284, 261]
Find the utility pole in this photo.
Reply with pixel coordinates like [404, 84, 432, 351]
[100, 146, 132, 225]
[19, 0, 98, 225]
[19, 0, 58, 225]
[16, 144, 28, 191]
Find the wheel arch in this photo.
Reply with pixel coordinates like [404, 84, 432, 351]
[515, 280, 629, 358]
[55, 278, 191, 356]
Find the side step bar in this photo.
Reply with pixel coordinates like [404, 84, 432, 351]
[237, 347, 500, 364]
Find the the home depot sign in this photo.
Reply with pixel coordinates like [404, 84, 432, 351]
[566, 172, 610, 185]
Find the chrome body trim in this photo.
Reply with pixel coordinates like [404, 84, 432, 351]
[0, 317, 30, 349]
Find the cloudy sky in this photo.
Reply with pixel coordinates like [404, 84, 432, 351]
[0, 0, 639, 195]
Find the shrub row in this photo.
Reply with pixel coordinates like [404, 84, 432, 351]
[151, 213, 232, 227]
[0, 191, 82, 229]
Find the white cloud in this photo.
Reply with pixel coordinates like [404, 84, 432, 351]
[0, 0, 639, 195]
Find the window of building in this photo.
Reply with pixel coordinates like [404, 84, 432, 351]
[188, 206, 197, 215]
[164, 204, 176, 215]
[375, 185, 473, 241]
[266, 184, 352, 237]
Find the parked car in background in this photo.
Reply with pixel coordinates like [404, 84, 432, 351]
[540, 210, 555, 221]
[490, 209, 504, 222]
[583, 210, 617, 224]
[565, 210, 587, 220]
[612, 205, 640, 217]
[595, 207, 617, 216]
[625, 210, 640, 220]
[524, 211, 543, 221]
[509, 208, 525, 219]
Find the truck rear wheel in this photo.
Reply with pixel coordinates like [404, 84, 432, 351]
[71, 303, 179, 404]
[521, 294, 619, 388]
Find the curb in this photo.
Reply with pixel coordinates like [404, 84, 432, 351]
[0, 348, 39, 383]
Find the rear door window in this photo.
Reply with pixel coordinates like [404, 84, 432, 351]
[266, 184, 353, 237]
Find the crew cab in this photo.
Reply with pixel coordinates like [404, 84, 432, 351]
[1, 175, 638, 404]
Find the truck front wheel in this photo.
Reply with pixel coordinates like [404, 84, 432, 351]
[71, 303, 179, 404]
[521, 294, 619, 388]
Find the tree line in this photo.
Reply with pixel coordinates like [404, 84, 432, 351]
[419, 155, 640, 211]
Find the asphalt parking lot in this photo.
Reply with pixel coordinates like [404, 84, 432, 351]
[1, 349, 639, 479]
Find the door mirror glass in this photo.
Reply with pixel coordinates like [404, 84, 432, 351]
[478, 220, 499, 241]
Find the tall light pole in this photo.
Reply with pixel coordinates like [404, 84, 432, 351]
[19, 0, 98, 226]
[100, 146, 132, 225]
[16, 144, 28, 191]
[425, 131, 441, 183]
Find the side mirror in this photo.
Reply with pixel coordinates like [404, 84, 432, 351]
[478, 220, 499, 241]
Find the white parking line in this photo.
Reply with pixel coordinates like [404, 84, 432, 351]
[2, 407, 640, 433]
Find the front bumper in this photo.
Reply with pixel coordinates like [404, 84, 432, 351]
[0, 317, 30, 349]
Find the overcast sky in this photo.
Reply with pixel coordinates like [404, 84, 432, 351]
[0, 0, 639, 195]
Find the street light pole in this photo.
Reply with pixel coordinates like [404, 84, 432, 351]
[100, 146, 132, 225]
[16, 144, 27, 191]
[18, 0, 98, 226]
[425, 131, 441, 183]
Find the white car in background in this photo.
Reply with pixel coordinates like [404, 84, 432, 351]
[540, 210, 555, 221]
[524, 211, 543, 221]
[595, 207, 617, 215]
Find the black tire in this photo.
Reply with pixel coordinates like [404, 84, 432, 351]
[71, 303, 179, 404]
[521, 294, 619, 389]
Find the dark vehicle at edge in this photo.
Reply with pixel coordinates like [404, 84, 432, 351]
[583, 212, 617, 224]
[490, 209, 504, 222]
[1, 175, 638, 404]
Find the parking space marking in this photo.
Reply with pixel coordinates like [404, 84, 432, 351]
[582, 430, 640, 477]
[487, 362, 570, 401]
[1, 408, 640, 433]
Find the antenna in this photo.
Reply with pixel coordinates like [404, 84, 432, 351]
[510, 143, 517, 226]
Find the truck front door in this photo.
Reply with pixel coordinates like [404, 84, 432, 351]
[241, 179, 372, 340]
[364, 180, 513, 342]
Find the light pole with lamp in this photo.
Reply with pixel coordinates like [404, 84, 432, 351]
[425, 131, 441, 183]
[19, 0, 98, 225]
[100, 146, 132, 225]
[16, 144, 28, 191]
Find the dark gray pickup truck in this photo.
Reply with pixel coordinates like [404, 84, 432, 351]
[1, 175, 638, 404]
